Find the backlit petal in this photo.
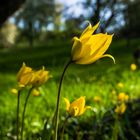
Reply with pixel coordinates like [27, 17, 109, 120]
[64, 98, 70, 111]
[93, 34, 113, 57]
[71, 37, 82, 60]
[80, 22, 100, 40]
[100, 54, 115, 64]
[70, 96, 85, 115]
[88, 33, 108, 55]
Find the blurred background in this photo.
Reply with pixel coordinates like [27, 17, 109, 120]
[0, 0, 140, 49]
[0, 0, 140, 139]
[0, 0, 140, 71]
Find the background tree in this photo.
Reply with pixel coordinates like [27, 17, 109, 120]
[63, 0, 128, 32]
[0, 0, 25, 27]
[123, 0, 140, 38]
[0, 22, 19, 48]
[15, 0, 56, 47]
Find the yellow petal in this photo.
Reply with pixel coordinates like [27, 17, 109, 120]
[76, 53, 115, 64]
[70, 96, 85, 115]
[18, 72, 33, 86]
[79, 106, 91, 115]
[64, 98, 70, 111]
[17, 62, 26, 80]
[74, 34, 114, 65]
[100, 54, 115, 64]
[80, 21, 92, 37]
[73, 107, 79, 116]
[97, 34, 113, 55]
[71, 37, 82, 60]
[115, 103, 127, 115]
[77, 34, 107, 61]
[80, 22, 100, 40]
[17, 62, 32, 81]
[89, 34, 113, 58]
[89, 33, 108, 55]
[77, 44, 91, 61]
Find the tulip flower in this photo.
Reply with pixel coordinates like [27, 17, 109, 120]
[64, 96, 91, 116]
[71, 22, 115, 64]
[115, 103, 127, 115]
[30, 67, 51, 86]
[17, 63, 51, 87]
[17, 63, 33, 87]
[117, 92, 129, 102]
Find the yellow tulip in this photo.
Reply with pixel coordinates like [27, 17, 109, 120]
[17, 63, 32, 81]
[17, 63, 33, 87]
[71, 22, 115, 64]
[17, 63, 50, 87]
[117, 92, 129, 102]
[115, 103, 127, 115]
[64, 96, 91, 116]
[130, 63, 137, 71]
[30, 67, 51, 86]
[18, 72, 34, 88]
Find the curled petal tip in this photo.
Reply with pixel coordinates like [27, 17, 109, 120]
[111, 56, 115, 64]
[108, 54, 115, 64]
[102, 54, 115, 64]
[72, 36, 79, 42]
[111, 34, 114, 37]
[22, 62, 26, 66]
[85, 20, 92, 28]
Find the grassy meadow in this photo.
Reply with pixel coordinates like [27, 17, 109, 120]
[0, 38, 140, 140]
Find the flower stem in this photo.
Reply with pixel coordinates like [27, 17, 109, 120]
[20, 87, 34, 140]
[60, 115, 70, 140]
[112, 115, 119, 140]
[16, 90, 21, 140]
[54, 60, 72, 140]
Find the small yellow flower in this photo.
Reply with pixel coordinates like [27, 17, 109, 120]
[30, 67, 51, 86]
[11, 88, 18, 95]
[71, 22, 115, 64]
[117, 92, 129, 102]
[117, 82, 124, 88]
[32, 89, 40, 96]
[130, 63, 137, 71]
[17, 63, 51, 87]
[64, 96, 91, 116]
[115, 103, 127, 115]
[93, 96, 101, 104]
[17, 63, 33, 87]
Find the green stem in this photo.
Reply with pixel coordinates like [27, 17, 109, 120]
[60, 116, 70, 140]
[112, 115, 119, 140]
[16, 90, 21, 140]
[20, 87, 34, 140]
[54, 60, 72, 140]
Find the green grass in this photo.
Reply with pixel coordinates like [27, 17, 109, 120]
[0, 38, 140, 139]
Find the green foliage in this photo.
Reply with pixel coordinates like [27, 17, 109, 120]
[0, 38, 140, 139]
